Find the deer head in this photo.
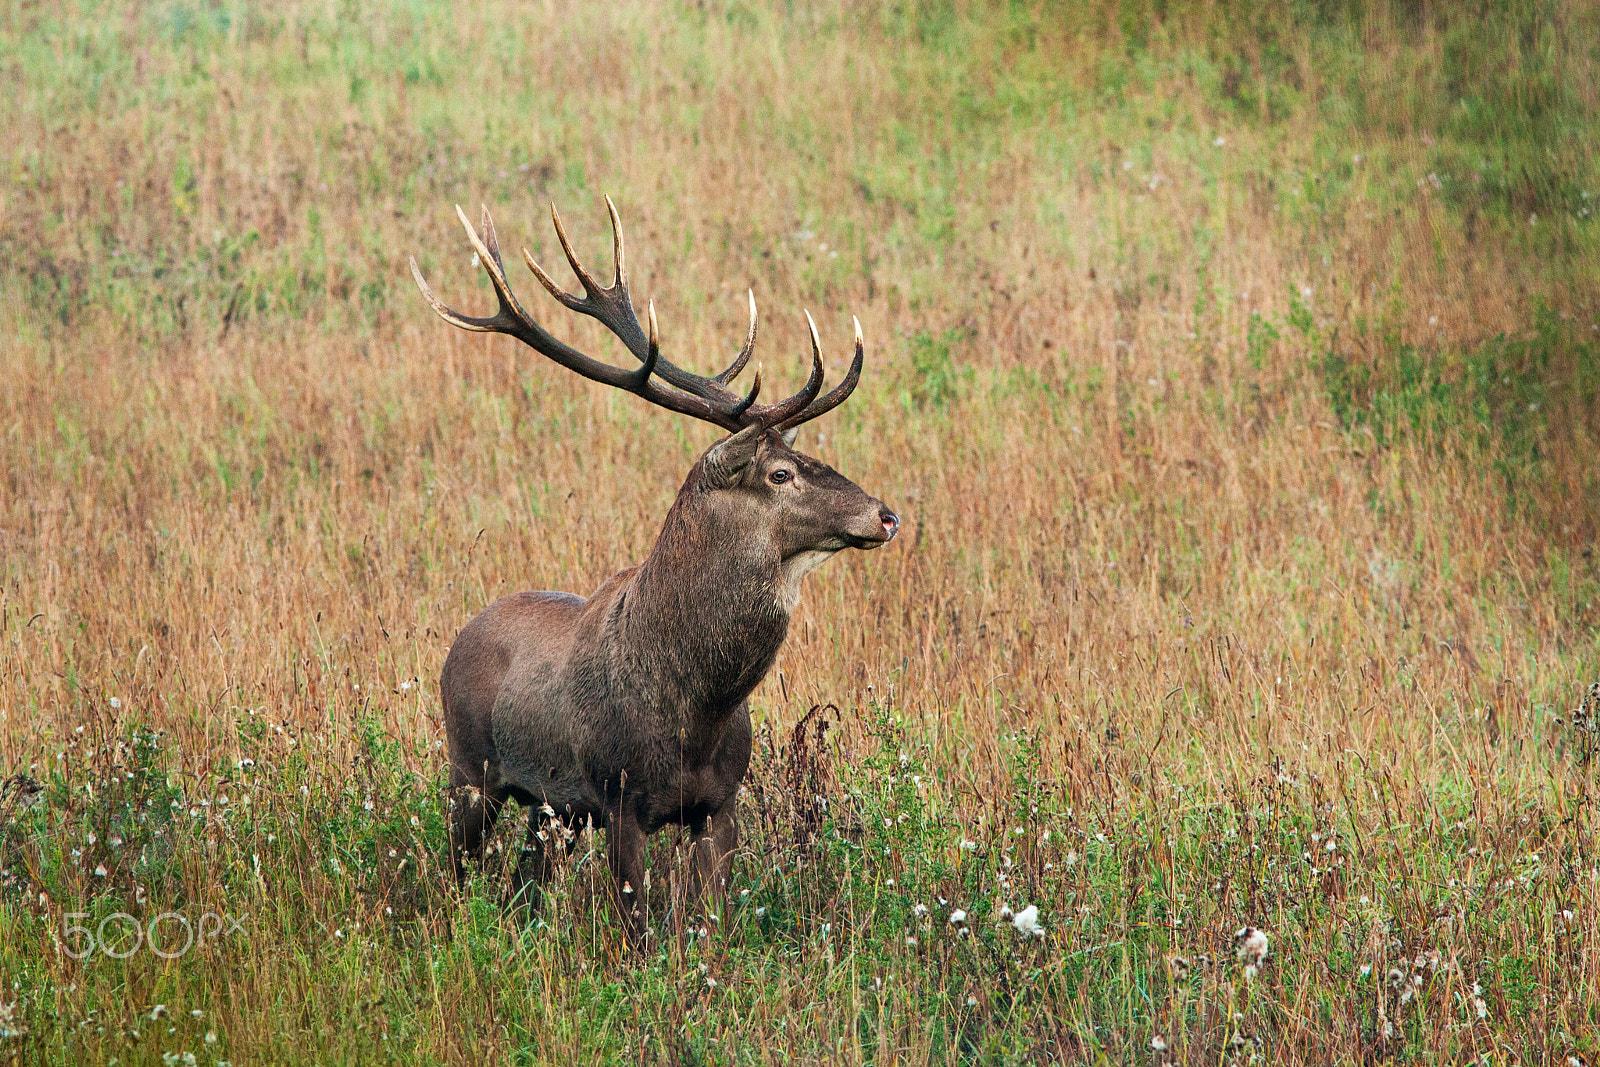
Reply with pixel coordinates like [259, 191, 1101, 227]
[410, 199, 898, 597]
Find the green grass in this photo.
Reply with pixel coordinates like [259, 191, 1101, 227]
[7, 705, 1596, 1063]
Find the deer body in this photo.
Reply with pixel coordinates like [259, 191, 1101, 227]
[414, 200, 896, 942]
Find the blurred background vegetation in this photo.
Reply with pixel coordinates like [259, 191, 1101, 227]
[2, 1, 1597, 1063]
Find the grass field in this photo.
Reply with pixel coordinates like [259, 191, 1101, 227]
[3, 0, 1599, 1062]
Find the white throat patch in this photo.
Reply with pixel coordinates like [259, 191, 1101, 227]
[775, 549, 838, 613]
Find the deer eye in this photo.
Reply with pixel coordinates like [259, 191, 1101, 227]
[769, 469, 793, 485]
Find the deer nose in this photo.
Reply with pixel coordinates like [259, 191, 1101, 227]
[879, 508, 900, 541]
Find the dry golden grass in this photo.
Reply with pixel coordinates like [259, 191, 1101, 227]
[2, 1, 1598, 1063]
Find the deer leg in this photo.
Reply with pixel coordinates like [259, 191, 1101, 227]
[447, 766, 504, 884]
[688, 803, 739, 919]
[606, 807, 648, 948]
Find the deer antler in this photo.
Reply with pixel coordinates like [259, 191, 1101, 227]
[410, 199, 863, 433]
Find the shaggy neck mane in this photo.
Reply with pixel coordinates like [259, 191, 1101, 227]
[614, 462, 791, 723]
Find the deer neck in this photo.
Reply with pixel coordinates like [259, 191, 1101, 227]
[615, 490, 791, 721]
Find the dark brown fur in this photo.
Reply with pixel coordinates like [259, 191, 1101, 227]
[441, 426, 896, 943]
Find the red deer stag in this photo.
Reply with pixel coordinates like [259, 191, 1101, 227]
[410, 200, 898, 944]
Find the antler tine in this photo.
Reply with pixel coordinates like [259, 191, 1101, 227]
[410, 255, 492, 333]
[638, 300, 661, 386]
[751, 310, 826, 427]
[778, 315, 865, 429]
[731, 362, 762, 418]
[457, 205, 521, 312]
[712, 290, 759, 385]
[522, 246, 581, 315]
[409, 206, 533, 334]
[523, 206, 589, 312]
[605, 195, 627, 291]
[480, 205, 504, 272]
[549, 201, 608, 300]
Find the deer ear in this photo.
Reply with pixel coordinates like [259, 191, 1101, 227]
[701, 424, 765, 489]
[779, 426, 799, 448]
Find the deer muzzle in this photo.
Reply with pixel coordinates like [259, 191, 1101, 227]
[846, 504, 899, 549]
